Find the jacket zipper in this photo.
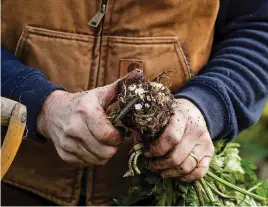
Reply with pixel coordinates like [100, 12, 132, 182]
[89, 0, 107, 89]
[88, 0, 107, 27]
[81, 1, 108, 202]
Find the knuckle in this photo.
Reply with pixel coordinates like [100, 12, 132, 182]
[166, 131, 180, 145]
[167, 153, 175, 161]
[108, 147, 118, 157]
[181, 165, 192, 174]
[151, 147, 165, 156]
[63, 124, 77, 136]
[75, 100, 90, 115]
[151, 160, 164, 170]
[76, 99, 99, 118]
[167, 152, 179, 164]
[103, 147, 118, 159]
[59, 137, 68, 149]
[195, 169, 206, 179]
[151, 142, 168, 156]
[173, 158, 181, 166]
[57, 148, 84, 166]
[173, 137, 181, 147]
[100, 128, 120, 143]
[169, 155, 179, 166]
[62, 143, 70, 152]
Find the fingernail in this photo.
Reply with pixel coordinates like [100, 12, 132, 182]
[128, 69, 144, 78]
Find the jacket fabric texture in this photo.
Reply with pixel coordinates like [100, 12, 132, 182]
[1, 0, 268, 205]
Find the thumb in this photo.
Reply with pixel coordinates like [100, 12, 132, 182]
[96, 69, 143, 108]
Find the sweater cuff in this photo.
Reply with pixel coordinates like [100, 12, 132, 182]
[1, 48, 66, 140]
[175, 83, 230, 140]
[12, 73, 65, 140]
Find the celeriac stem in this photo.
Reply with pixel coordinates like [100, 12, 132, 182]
[194, 181, 205, 206]
[248, 182, 262, 192]
[200, 178, 215, 205]
[205, 180, 235, 200]
[207, 171, 266, 202]
[238, 182, 263, 205]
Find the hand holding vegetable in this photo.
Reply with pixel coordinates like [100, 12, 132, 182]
[112, 73, 267, 206]
[37, 69, 142, 166]
[145, 98, 214, 182]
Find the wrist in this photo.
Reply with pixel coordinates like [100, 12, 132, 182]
[175, 84, 229, 139]
[37, 90, 67, 138]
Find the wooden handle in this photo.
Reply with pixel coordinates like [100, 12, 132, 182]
[1, 97, 20, 126]
[1, 97, 27, 180]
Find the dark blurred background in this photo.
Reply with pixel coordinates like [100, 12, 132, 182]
[235, 104, 268, 179]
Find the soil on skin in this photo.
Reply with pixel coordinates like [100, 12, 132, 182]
[115, 75, 175, 142]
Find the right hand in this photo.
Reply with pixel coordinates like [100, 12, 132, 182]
[37, 69, 142, 166]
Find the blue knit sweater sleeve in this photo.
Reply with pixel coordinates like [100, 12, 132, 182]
[176, 1, 268, 140]
[1, 49, 65, 139]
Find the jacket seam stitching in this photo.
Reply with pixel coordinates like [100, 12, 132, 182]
[25, 26, 95, 42]
[15, 27, 30, 58]
[173, 42, 190, 82]
[176, 41, 193, 79]
[107, 38, 178, 44]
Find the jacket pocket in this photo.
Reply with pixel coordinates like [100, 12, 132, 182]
[101, 36, 191, 92]
[15, 26, 99, 92]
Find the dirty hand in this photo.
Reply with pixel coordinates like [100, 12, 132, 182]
[145, 98, 214, 182]
[37, 69, 142, 166]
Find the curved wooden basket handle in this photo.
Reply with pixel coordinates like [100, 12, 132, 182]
[1, 97, 27, 180]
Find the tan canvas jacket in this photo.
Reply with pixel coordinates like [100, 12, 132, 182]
[1, 0, 219, 205]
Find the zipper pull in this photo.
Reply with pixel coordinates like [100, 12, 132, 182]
[88, 5, 106, 27]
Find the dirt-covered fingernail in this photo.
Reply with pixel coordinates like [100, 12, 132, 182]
[127, 69, 144, 79]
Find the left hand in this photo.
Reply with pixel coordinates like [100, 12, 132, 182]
[144, 98, 214, 182]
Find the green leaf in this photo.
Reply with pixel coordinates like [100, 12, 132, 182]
[256, 180, 268, 198]
[114, 141, 267, 206]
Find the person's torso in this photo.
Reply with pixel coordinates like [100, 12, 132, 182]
[1, 0, 219, 205]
